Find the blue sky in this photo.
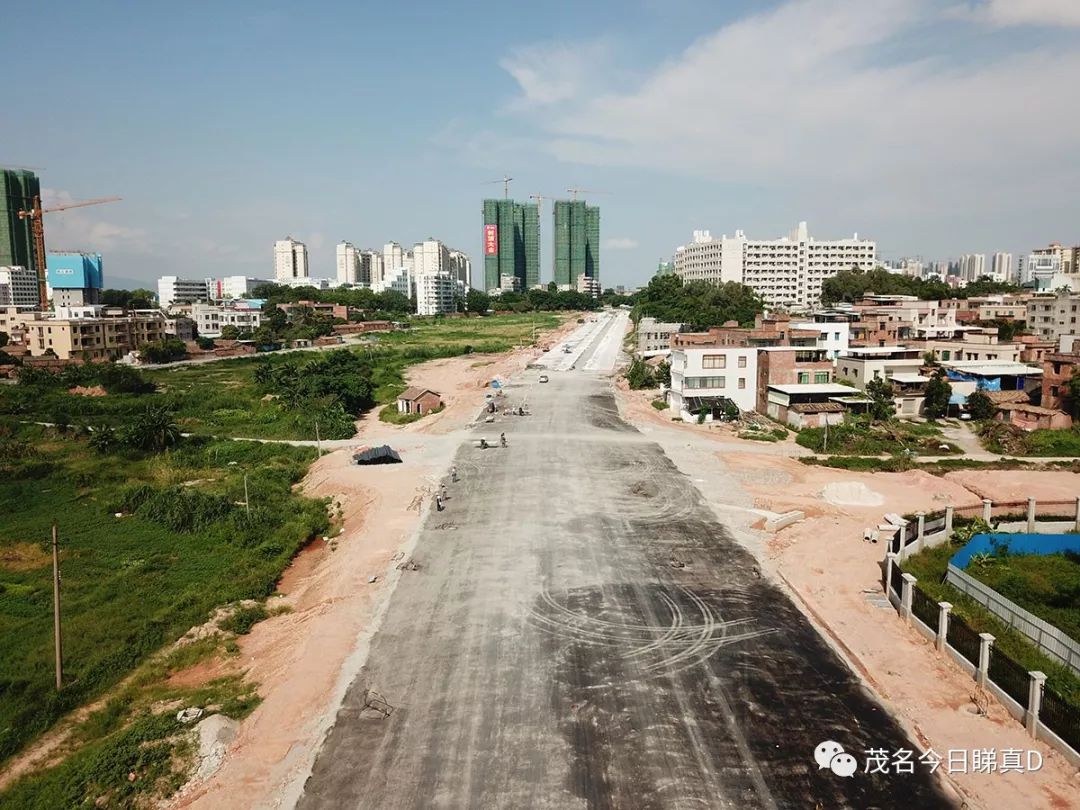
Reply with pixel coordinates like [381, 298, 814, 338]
[3, 0, 1079, 289]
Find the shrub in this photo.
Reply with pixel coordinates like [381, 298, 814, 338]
[651, 399, 669, 410]
[220, 603, 269, 635]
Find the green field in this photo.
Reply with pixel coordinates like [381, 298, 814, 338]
[902, 539, 1080, 705]
[0, 313, 564, 442]
[795, 418, 959, 456]
[0, 422, 327, 771]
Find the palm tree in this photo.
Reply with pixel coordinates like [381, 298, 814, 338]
[123, 405, 181, 452]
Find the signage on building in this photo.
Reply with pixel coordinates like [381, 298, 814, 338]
[484, 224, 498, 256]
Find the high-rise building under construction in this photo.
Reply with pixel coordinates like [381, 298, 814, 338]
[553, 200, 600, 289]
[482, 198, 539, 292]
[1, 169, 40, 270]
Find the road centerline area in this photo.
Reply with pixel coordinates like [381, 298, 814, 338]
[297, 314, 951, 810]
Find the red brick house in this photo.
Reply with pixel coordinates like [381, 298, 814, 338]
[397, 387, 442, 416]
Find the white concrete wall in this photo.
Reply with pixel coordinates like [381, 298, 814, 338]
[669, 347, 757, 413]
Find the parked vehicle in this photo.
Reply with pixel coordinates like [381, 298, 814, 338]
[539, 375, 549, 383]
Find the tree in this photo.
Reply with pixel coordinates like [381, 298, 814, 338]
[0, 331, 7, 347]
[220, 325, 241, 340]
[865, 378, 896, 422]
[122, 405, 181, 452]
[1065, 370, 1080, 420]
[89, 424, 117, 454]
[465, 289, 491, 314]
[139, 338, 187, 363]
[655, 360, 671, 387]
[966, 389, 995, 421]
[923, 368, 952, 419]
[625, 357, 657, 390]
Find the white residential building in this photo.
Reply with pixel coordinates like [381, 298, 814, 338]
[206, 276, 272, 300]
[158, 276, 209, 308]
[668, 346, 759, 419]
[363, 250, 383, 289]
[383, 242, 405, 277]
[191, 301, 263, 337]
[991, 252, 1013, 282]
[415, 269, 457, 316]
[274, 237, 309, 281]
[336, 241, 360, 285]
[381, 265, 413, 299]
[959, 253, 987, 282]
[449, 250, 471, 289]
[791, 321, 850, 359]
[277, 276, 331, 290]
[1022, 253, 1064, 288]
[0, 266, 40, 307]
[674, 222, 875, 309]
[413, 239, 451, 277]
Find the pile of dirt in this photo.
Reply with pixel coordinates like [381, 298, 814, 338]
[68, 385, 106, 397]
[819, 481, 885, 507]
[0, 542, 50, 571]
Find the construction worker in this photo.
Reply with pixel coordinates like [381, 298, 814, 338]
[451, 465, 458, 482]
[435, 492, 444, 511]
[500, 432, 507, 448]
[440, 483, 448, 501]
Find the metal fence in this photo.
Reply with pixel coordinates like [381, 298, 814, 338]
[946, 564, 1080, 675]
[947, 614, 981, 667]
[1040, 685, 1080, 754]
[911, 585, 938, 630]
[889, 563, 904, 598]
[988, 648, 1030, 708]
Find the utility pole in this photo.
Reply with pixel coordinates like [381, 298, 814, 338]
[315, 420, 322, 458]
[243, 473, 250, 518]
[51, 522, 63, 690]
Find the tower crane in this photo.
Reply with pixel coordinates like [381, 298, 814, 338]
[482, 175, 514, 199]
[566, 188, 610, 201]
[17, 195, 122, 307]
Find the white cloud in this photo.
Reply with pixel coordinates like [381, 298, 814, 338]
[39, 188, 148, 254]
[603, 237, 639, 250]
[951, 0, 1080, 27]
[497, 0, 1080, 224]
[499, 40, 616, 108]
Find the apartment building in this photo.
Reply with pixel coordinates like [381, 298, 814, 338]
[0, 305, 166, 360]
[1026, 290, 1080, 342]
[636, 317, 684, 356]
[158, 276, 209, 308]
[336, 241, 360, 285]
[920, 331, 1021, 363]
[674, 221, 875, 309]
[0, 265, 39, 307]
[790, 321, 850, 359]
[191, 301, 262, 337]
[414, 270, 457, 316]
[274, 237, 309, 281]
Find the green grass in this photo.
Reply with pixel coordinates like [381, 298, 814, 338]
[377, 403, 443, 425]
[796, 418, 959, 456]
[902, 542, 1080, 705]
[650, 399, 669, 411]
[0, 422, 328, 766]
[978, 422, 1080, 457]
[0, 314, 564, 443]
[964, 550, 1080, 641]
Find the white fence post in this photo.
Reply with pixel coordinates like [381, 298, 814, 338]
[897, 523, 907, 556]
[937, 602, 952, 652]
[1027, 497, 1036, 533]
[977, 633, 994, 687]
[915, 511, 926, 553]
[982, 498, 992, 523]
[901, 573, 916, 624]
[944, 505, 954, 536]
[1026, 671, 1046, 737]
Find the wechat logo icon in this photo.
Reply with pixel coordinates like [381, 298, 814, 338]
[815, 740, 857, 778]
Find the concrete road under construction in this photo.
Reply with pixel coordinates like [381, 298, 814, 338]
[297, 313, 953, 809]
